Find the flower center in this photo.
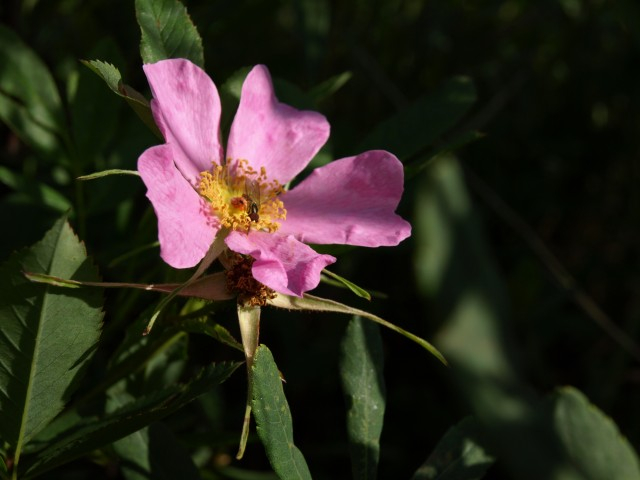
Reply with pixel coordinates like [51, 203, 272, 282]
[198, 159, 286, 232]
[225, 253, 276, 306]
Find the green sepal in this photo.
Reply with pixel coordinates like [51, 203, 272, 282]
[270, 293, 447, 365]
[77, 169, 140, 181]
[322, 269, 372, 300]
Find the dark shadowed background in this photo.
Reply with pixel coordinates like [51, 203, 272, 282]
[1, 1, 639, 478]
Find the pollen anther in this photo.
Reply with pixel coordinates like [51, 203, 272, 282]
[226, 253, 276, 307]
[197, 159, 286, 233]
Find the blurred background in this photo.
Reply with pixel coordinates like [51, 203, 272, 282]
[1, 0, 640, 478]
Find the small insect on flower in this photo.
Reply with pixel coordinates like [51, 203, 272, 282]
[243, 178, 261, 223]
[230, 196, 249, 211]
[138, 59, 411, 296]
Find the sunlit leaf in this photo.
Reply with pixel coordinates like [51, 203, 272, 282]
[135, 0, 205, 68]
[0, 217, 103, 469]
[411, 417, 494, 480]
[252, 345, 312, 480]
[339, 317, 385, 480]
[77, 169, 141, 181]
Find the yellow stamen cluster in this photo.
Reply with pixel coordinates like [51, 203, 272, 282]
[226, 253, 276, 307]
[198, 159, 286, 233]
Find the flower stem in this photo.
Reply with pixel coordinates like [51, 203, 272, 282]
[236, 304, 261, 459]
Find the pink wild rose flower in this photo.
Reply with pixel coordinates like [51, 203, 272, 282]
[138, 58, 411, 297]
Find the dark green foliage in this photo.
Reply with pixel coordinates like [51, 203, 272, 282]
[411, 417, 494, 480]
[136, 0, 204, 68]
[339, 317, 386, 480]
[252, 345, 312, 480]
[1, 0, 640, 479]
[0, 218, 103, 464]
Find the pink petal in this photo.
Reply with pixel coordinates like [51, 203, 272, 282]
[138, 145, 218, 268]
[278, 150, 412, 246]
[226, 65, 330, 185]
[143, 59, 223, 185]
[225, 231, 336, 297]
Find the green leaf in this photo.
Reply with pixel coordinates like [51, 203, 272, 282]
[108, 333, 195, 480]
[309, 71, 352, 103]
[77, 169, 141, 181]
[77, 314, 188, 406]
[23, 407, 87, 456]
[414, 156, 586, 479]
[550, 387, 640, 480]
[414, 155, 508, 373]
[21, 362, 241, 478]
[411, 417, 494, 480]
[0, 25, 65, 156]
[72, 43, 124, 169]
[339, 317, 385, 480]
[180, 317, 243, 353]
[81, 60, 162, 138]
[358, 76, 476, 161]
[113, 327, 188, 397]
[114, 422, 201, 480]
[23, 271, 83, 288]
[0, 217, 103, 467]
[322, 269, 371, 300]
[252, 345, 312, 480]
[270, 294, 447, 365]
[143, 234, 230, 334]
[0, 166, 71, 212]
[135, 0, 205, 68]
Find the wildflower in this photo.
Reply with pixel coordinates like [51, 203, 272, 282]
[137, 59, 411, 299]
[24, 57, 443, 466]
